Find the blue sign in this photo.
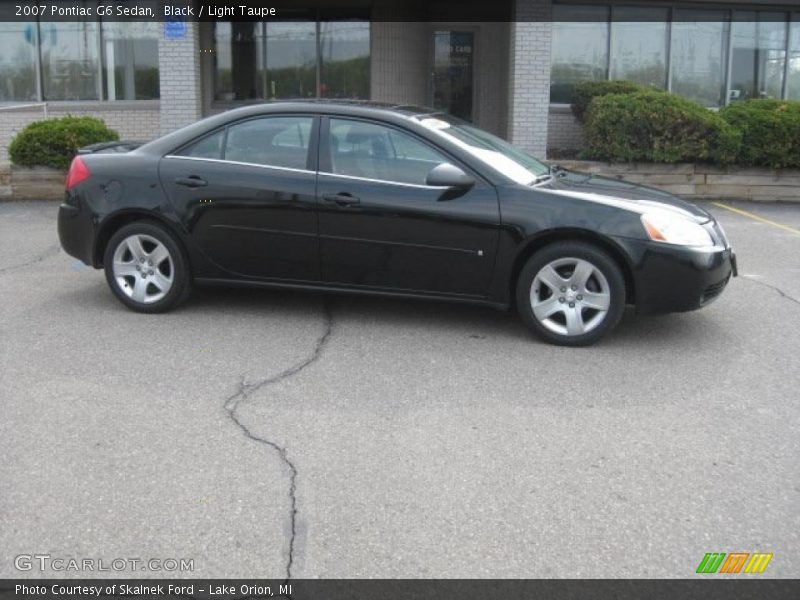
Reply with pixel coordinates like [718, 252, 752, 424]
[164, 20, 187, 40]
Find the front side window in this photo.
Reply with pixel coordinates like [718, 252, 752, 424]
[225, 116, 313, 169]
[327, 119, 447, 185]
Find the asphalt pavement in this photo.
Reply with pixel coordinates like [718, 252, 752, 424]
[1, 200, 798, 578]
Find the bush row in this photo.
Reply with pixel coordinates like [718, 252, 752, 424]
[8, 116, 119, 170]
[574, 81, 800, 168]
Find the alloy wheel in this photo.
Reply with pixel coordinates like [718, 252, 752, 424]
[111, 234, 174, 304]
[529, 257, 611, 336]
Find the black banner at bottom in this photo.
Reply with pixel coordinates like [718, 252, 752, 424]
[1, 579, 800, 600]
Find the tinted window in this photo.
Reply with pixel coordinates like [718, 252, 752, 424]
[225, 116, 313, 169]
[671, 11, 728, 107]
[328, 119, 446, 185]
[178, 130, 225, 159]
[609, 7, 668, 89]
[550, 4, 610, 104]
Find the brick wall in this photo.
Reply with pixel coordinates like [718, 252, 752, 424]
[158, 17, 202, 134]
[370, 21, 429, 106]
[547, 106, 584, 154]
[508, 0, 553, 158]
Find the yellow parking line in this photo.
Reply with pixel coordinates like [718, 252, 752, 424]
[712, 202, 800, 237]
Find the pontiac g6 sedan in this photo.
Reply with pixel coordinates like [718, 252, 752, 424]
[58, 101, 736, 346]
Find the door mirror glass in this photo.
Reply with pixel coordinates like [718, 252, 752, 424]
[425, 163, 475, 189]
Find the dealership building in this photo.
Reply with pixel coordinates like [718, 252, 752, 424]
[1, 0, 799, 166]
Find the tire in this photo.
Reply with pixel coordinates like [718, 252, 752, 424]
[516, 241, 625, 346]
[103, 221, 191, 313]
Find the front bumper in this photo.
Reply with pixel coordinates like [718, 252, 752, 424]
[614, 237, 736, 316]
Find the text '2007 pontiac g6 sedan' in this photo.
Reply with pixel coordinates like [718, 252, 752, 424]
[58, 101, 736, 346]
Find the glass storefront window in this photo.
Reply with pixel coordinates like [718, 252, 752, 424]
[550, 4, 610, 104]
[40, 20, 101, 100]
[319, 21, 370, 99]
[0, 21, 38, 102]
[101, 22, 159, 100]
[214, 22, 262, 101]
[214, 20, 369, 102]
[730, 12, 787, 102]
[265, 22, 316, 99]
[609, 6, 669, 89]
[670, 10, 729, 107]
[789, 14, 800, 100]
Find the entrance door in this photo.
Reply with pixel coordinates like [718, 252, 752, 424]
[432, 31, 475, 121]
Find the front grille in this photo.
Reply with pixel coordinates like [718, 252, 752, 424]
[702, 275, 730, 304]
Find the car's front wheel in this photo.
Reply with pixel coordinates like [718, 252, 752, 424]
[516, 241, 625, 346]
[103, 221, 191, 313]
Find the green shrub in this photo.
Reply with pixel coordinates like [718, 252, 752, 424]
[719, 99, 800, 168]
[571, 80, 648, 121]
[582, 91, 741, 164]
[8, 116, 119, 170]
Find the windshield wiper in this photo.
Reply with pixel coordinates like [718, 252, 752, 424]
[549, 164, 568, 178]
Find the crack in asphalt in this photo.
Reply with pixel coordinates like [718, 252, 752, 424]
[740, 274, 800, 307]
[0, 244, 60, 275]
[223, 301, 333, 586]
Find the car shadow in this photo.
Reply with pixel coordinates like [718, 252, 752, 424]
[59, 279, 719, 347]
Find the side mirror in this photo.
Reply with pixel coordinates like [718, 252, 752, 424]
[425, 163, 475, 189]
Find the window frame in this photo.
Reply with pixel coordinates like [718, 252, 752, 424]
[318, 116, 482, 189]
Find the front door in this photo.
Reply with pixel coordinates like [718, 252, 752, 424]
[432, 30, 475, 121]
[160, 115, 320, 281]
[316, 117, 499, 298]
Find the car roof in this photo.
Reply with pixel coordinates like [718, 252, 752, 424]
[137, 100, 446, 156]
[257, 99, 441, 117]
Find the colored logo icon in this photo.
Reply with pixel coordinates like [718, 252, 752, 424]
[697, 552, 773, 574]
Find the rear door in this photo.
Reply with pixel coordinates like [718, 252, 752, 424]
[160, 115, 320, 281]
[317, 117, 500, 297]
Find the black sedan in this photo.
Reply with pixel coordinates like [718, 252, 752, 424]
[58, 101, 735, 346]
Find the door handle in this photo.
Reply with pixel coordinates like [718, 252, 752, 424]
[174, 175, 207, 188]
[323, 193, 360, 207]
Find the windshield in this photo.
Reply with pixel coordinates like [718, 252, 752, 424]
[415, 115, 550, 185]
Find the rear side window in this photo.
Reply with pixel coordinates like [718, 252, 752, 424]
[225, 116, 313, 170]
[178, 129, 224, 159]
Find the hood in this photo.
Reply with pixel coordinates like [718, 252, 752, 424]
[535, 169, 711, 222]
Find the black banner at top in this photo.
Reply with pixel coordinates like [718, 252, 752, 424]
[0, 0, 797, 23]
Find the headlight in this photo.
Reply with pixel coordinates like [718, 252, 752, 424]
[641, 212, 714, 248]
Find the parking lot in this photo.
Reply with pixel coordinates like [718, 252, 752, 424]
[1, 199, 798, 578]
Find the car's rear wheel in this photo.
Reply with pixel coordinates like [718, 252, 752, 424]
[516, 241, 625, 346]
[103, 221, 191, 313]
